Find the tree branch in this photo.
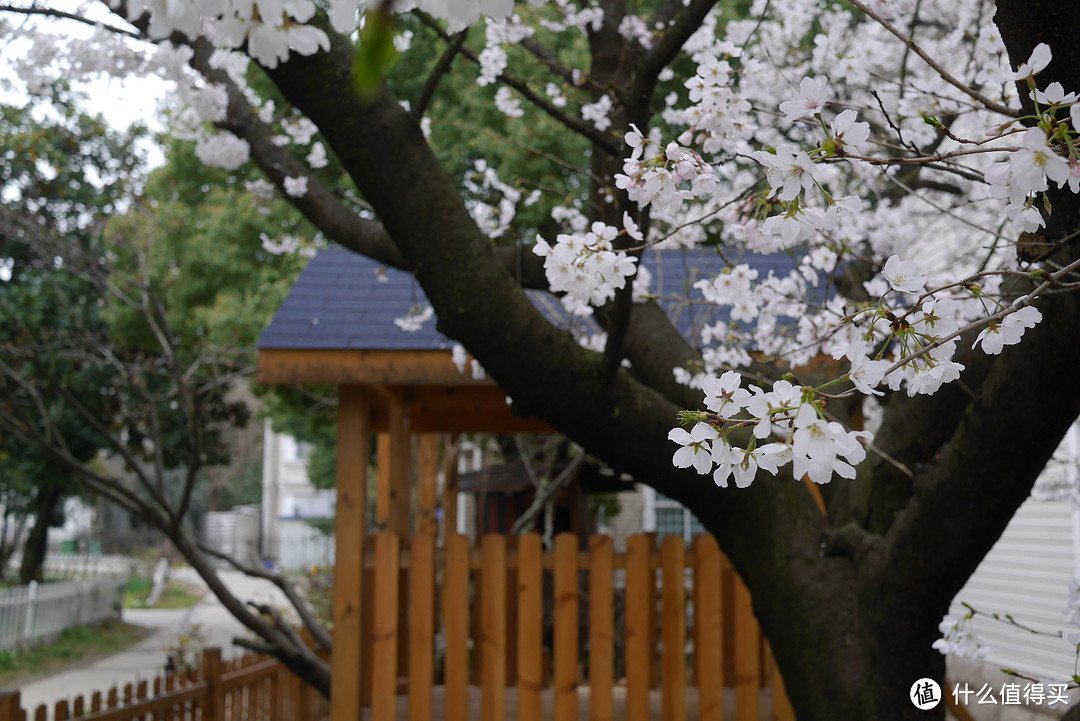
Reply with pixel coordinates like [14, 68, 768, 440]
[415, 12, 623, 155]
[631, 0, 721, 108]
[198, 542, 333, 653]
[410, 29, 468, 122]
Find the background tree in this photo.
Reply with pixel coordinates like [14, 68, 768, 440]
[0, 90, 142, 582]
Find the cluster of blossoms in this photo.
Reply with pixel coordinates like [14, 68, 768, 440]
[532, 215, 640, 315]
[932, 612, 994, 660]
[462, 160, 537, 240]
[614, 126, 719, 213]
[668, 371, 871, 488]
[670, 252, 1048, 489]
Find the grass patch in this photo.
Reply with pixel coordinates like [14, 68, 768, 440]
[124, 577, 204, 609]
[0, 619, 152, 687]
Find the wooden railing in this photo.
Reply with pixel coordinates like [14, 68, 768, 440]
[356, 531, 796, 721]
[0, 648, 328, 721]
[4, 531, 796, 721]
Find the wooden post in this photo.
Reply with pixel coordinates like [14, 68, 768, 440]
[553, 533, 578, 721]
[408, 533, 436, 721]
[332, 385, 370, 721]
[443, 534, 470, 721]
[0, 690, 21, 721]
[203, 648, 225, 721]
[517, 534, 543, 721]
[376, 390, 412, 538]
[588, 535, 614, 721]
[481, 535, 507, 721]
[693, 536, 723, 721]
[372, 533, 401, 721]
[442, 437, 460, 537]
[661, 536, 686, 721]
[625, 534, 651, 721]
[416, 435, 440, 536]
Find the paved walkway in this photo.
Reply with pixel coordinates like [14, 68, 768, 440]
[17, 568, 289, 714]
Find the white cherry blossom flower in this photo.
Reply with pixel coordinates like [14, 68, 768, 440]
[1032, 82, 1078, 106]
[779, 76, 832, 122]
[1011, 128, 1070, 189]
[881, 255, 926, 294]
[702, 370, 750, 416]
[669, 422, 719, 475]
[1009, 42, 1052, 81]
[829, 109, 870, 153]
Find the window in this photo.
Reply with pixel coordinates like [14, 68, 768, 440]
[642, 487, 705, 544]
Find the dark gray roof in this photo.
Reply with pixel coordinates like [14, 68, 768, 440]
[257, 247, 803, 351]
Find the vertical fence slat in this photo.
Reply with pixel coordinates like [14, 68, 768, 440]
[53, 699, 68, 721]
[733, 573, 760, 721]
[0, 691, 18, 721]
[72, 695, 84, 718]
[553, 533, 578, 721]
[693, 536, 723, 721]
[408, 533, 435, 721]
[661, 536, 686, 721]
[480, 534, 507, 721]
[33, 705, 45, 721]
[588, 535, 614, 721]
[443, 534, 469, 721]
[505, 535, 518, 689]
[372, 532, 401, 721]
[625, 534, 651, 721]
[516, 534, 543, 721]
[203, 648, 223, 721]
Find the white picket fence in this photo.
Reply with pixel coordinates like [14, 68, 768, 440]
[8, 553, 154, 579]
[0, 578, 126, 651]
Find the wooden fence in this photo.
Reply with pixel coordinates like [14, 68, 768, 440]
[0, 648, 328, 721]
[355, 531, 795, 721]
[0, 578, 125, 652]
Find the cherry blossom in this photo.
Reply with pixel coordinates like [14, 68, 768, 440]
[1009, 42, 1052, 81]
[668, 422, 719, 475]
[778, 76, 832, 122]
[881, 256, 927, 294]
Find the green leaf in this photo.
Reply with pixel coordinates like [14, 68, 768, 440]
[353, 8, 399, 96]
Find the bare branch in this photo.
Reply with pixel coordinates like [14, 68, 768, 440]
[410, 29, 468, 121]
[198, 542, 333, 653]
[0, 4, 140, 38]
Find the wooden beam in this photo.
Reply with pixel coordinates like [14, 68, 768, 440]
[368, 386, 554, 434]
[331, 385, 369, 721]
[258, 348, 494, 386]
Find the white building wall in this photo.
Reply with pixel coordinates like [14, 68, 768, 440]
[948, 497, 1076, 680]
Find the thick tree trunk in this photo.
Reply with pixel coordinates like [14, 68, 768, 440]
[19, 483, 63, 585]
[243, 2, 1080, 718]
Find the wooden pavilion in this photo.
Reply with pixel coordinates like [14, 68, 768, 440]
[257, 247, 796, 721]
